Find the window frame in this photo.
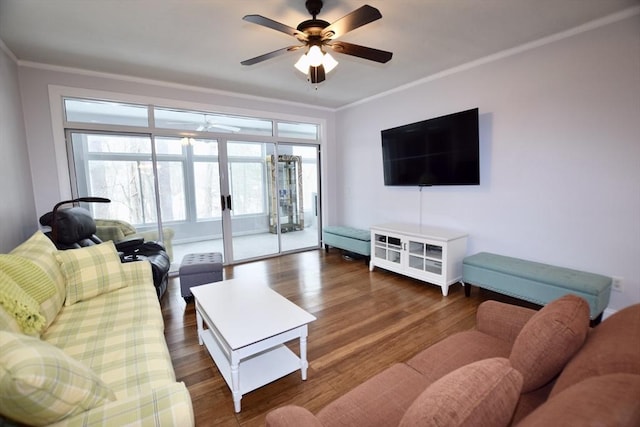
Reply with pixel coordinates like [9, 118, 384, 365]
[59, 93, 323, 231]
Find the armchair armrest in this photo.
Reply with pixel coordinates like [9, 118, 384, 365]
[266, 405, 324, 427]
[114, 237, 145, 256]
[95, 225, 127, 242]
[475, 300, 537, 344]
[131, 228, 174, 261]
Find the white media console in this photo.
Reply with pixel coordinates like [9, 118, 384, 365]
[369, 223, 468, 296]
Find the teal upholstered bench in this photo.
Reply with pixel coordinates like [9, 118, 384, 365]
[323, 226, 371, 261]
[462, 252, 612, 323]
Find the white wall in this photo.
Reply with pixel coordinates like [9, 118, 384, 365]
[0, 42, 37, 251]
[17, 67, 336, 219]
[335, 14, 640, 311]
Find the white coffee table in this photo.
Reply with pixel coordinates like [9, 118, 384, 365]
[191, 278, 316, 413]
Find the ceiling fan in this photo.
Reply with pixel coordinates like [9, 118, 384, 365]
[196, 116, 241, 133]
[241, 0, 393, 84]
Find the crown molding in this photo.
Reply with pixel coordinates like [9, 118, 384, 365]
[0, 37, 18, 64]
[17, 59, 335, 113]
[338, 5, 640, 111]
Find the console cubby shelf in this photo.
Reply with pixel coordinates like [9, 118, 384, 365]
[369, 223, 468, 296]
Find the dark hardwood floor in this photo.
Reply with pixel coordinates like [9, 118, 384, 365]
[161, 249, 526, 426]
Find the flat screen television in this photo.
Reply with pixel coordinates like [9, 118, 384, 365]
[381, 108, 479, 186]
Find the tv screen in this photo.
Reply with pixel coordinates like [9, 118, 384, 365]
[381, 108, 479, 186]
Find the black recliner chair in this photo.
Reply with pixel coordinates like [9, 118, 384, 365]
[39, 205, 170, 299]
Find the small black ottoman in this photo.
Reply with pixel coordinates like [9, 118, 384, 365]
[179, 252, 223, 301]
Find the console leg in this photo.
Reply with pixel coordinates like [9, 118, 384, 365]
[324, 244, 329, 253]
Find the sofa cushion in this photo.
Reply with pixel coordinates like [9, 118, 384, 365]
[266, 405, 324, 427]
[58, 326, 177, 398]
[509, 294, 590, 392]
[317, 363, 431, 426]
[55, 241, 127, 305]
[550, 303, 640, 396]
[42, 262, 163, 347]
[10, 231, 66, 328]
[399, 358, 522, 427]
[475, 300, 537, 344]
[0, 330, 116, 426]
[407, 330, 513, 382]
[518, 374, 640, 426]
[0, 270, 46, 335]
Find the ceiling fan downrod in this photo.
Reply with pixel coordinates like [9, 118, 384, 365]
[305, 0, 323, 19]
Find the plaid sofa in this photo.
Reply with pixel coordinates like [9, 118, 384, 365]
[0, 231, 194, 426]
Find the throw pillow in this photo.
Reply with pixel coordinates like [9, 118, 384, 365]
[55, 241, 127, 305]
[509, 294, 590, 393]
[399, 358, 523, 427]
[0, 330, 116, 426]
[0, 254, 57, 305]
[10, 231, 66, 327]
[0, 271, 46, 335]
[518, 374, 640, 426]
[550, 303, 640, 396]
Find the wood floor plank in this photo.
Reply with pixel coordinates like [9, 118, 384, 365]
[161, 249, 498, 426]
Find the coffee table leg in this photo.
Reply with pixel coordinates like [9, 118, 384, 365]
[195, 309, 203, 346]
[300, 329, 309, 380]
[231, 357, 241, 413]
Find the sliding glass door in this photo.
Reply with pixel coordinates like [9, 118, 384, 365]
[225, 141, 278, 261]
[67, 131, 226, 266]
[63, 96, 322, 269]
[275, 144, 320, 253]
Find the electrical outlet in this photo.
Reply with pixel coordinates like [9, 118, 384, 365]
[612, 276, 623, 292]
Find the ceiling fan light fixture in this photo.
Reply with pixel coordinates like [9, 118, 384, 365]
[294, 53, 310, 74]
[295, 48, 337, 77]
[322, 52, 338, 73]
[307, 45, 324, 67]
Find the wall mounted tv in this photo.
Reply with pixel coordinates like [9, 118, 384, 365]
[381, 108, 480, 186]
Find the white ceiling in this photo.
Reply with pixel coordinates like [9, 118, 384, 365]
[0, 0, 637, 109]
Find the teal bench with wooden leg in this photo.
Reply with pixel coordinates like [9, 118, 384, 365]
[462, 252, 612, 324]
[323, 226, 371, 264]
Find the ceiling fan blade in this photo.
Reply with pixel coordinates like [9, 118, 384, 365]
[321, 5, 382, 40]
[241, 45, 304, 66]
[243, 14, 308, 41]
[328, 41, 392, 63]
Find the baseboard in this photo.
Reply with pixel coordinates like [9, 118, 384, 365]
[602, 307, 617, 321]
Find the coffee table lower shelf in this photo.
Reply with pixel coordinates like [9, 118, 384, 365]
[201, 329, 303, 410]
